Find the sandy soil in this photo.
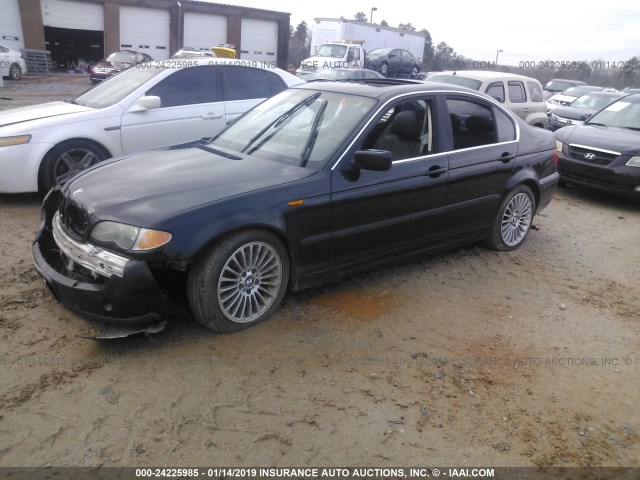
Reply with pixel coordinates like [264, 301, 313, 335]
[0, 76, 639, 469]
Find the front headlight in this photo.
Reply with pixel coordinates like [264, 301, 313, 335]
[0, 135, 32, 147]
[626, 156, 640, 167]
[90, 221, 172, 251]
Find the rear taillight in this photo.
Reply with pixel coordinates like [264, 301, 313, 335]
[553, 148, 558, 165]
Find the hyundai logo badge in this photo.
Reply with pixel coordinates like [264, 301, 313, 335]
[72, 188, 83, 197]
[584, 153, 596, 160]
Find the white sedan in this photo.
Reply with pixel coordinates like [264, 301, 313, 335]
[0, 58, 303, 193]
[0, 43, 27, 80]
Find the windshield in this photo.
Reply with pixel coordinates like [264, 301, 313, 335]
[428, 74, 482, 91]
[72, 66, 165, 108]
[211, 89, 376, 168]
[545, 80, 583, 91]
[368, 48, 392, 57]
[316, 70, 352, 80]
[587, 96, 640, 130]
[571, 93, 622, 110]
[106, 51, 137, 64]
[562, 86, 601, 97]
[315, 44, 348, 59]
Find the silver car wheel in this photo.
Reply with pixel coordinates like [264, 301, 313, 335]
[501, 192, 533, 246]
[217, 241, 283, 323]
[53, 148, 101, 184]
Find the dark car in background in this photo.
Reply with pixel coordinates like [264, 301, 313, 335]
[89, 50, 154, 83]
[543, 78, 586, 100]
[304, 68, 385, 82]
[366, 48, 421, 76]
[548, 91, 625, 131]
[555, 94, 640, 197]
[33, 80, 558, 335]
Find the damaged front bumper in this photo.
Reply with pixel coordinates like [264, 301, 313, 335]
[33, 190, 184, 328]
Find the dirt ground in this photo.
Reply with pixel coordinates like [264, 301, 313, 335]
[0, 75, 639, 469]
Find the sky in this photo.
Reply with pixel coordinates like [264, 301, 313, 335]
[214, 0, 640, 66]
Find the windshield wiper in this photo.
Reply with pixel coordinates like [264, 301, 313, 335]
[300, 100, 328, 167]
[587, 122, 607, 128]
[243, 92, 321, 154]
[623, 126, 640, 131]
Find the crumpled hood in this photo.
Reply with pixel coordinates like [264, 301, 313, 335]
[0, 101, 93, 128]
[62, 143, 315, 227]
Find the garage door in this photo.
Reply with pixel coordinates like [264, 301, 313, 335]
[120, 6, 170, 60]
[0, 0, 24, 50]
[41, 0, 104, 30]
[183, 12, 227, 52]
[240, 18, 278, 63]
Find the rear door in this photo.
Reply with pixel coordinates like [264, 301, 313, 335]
[441, 94, 518, 234]
[120, 65, 226, 153]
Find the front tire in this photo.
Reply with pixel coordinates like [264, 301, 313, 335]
[188, 230, 290, 333]
[39, 140, 109, 192]
[410, 65, 418, 77]
[485, 185, 535, 251]
[9, 63, 22, 80]
[379, 62, 388, 76]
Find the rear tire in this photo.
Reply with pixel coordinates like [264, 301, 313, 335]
[485, 185, 535, 251]
[187, 230, 290, 333]
[379, 62, 388, 76]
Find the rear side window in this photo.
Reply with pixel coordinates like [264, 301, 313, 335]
[222, 67, 286, 101]
[446, 97, 497, 150]
[508, 81, 527, 103]
[494, 108, 516, 142]
[527, 81, 544, 102]
[485, 82, 505, 103]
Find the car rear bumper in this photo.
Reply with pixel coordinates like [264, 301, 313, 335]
[558, 156, 640, 197]
[32, 197, 184, 326]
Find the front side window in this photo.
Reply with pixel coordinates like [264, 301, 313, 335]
[146, 66, 217, 107]
[446, 97, 497, 150]
[508, 81, 526, 103]
[362, 97, 436, 160]
[212, 89, 376, 168]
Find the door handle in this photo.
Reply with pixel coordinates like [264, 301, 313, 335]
[202, 113, 223, 120]
[425, 166, 447, 178]
[501, 152, 515, 163]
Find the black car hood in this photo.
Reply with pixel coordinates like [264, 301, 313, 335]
[551, 106, 594, 120]
[556, 124, 640, 155]
[63, 144, 315, 226]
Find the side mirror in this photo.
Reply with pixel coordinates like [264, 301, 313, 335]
[353, 150, 392, 171]
[130, 95, 161, 112]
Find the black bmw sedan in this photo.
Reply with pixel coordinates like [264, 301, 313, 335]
[33, 80, 559, 333]
[555, 94, 640, 197]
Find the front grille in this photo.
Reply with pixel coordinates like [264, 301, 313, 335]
[568, 145, 619, 165]
[558, 168, 616, 187]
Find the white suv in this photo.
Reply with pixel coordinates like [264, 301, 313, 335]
[0, 43, 27, 80]
[428, 71, 548, 128]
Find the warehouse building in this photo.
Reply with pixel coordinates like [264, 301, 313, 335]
[0, 0, 290, 69]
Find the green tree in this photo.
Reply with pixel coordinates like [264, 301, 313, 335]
[618, 56, 640, 88]
[432, 42, 458, 70]
[354, 12, 368, 22]
[398, 22, 416, 31]
[420, 29, 434, 70]
[380, 19, 389, 27]
[289, 21, 311, 68]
